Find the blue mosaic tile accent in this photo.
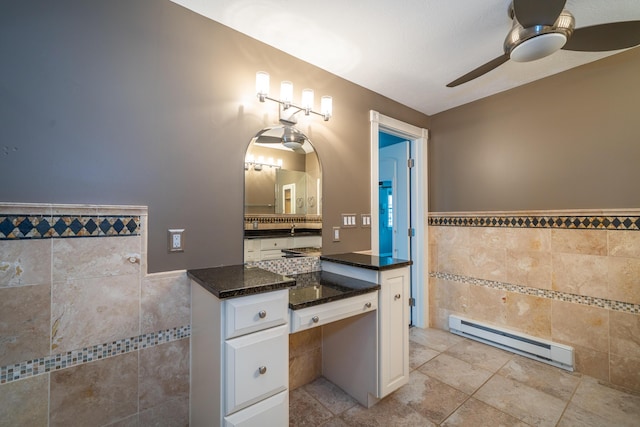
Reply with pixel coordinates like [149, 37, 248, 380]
[429, 272, 640, 314]
[428, 214, 640, 230]
[0, 214, 140, 240]
[0, 325, 190, 384]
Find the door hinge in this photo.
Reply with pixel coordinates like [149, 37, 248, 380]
[407, 158, 415, 168]
[408, 228, 415, 237]
[409, 297, 416, 307]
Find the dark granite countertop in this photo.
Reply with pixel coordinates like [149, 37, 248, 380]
[320, 252, 412, 271]
[289, 271, 380, 310]
[187, 265, 295, 299]
[244, 228, 322, 239]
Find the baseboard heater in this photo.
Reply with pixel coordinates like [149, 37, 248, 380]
[448, 315, 574, 371]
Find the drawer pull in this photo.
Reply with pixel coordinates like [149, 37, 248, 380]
[365, 302, 372, 308]
[312, 316, 319, 323]
[258, 366, 267, 375]
[258, 310, 267, 319]
[394, 294, 401, 300]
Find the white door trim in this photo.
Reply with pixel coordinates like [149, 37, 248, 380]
[370, 110, 429, 328]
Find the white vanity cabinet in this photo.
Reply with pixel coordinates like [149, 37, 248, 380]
[377, 268, 410, 397]
[190, 280, 290, 427]
[321, 255, 411, 406]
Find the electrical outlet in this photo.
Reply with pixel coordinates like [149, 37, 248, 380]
[168, 229, 184, 252]
[332, 226, 340, 242]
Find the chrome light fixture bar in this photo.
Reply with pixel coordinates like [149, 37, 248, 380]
[244, 154, 283, 171]
[256, 71, 333, 122]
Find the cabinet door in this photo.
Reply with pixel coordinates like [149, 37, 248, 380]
[292, 235, 321, 248]
[223, 390, 288, 427]
[378, 268, 409, 397]
[225, 324, 288, 415]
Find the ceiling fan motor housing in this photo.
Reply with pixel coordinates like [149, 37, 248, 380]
[505, 9, 575, 62]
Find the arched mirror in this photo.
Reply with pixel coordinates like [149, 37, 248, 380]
[244, 125, 322, 262]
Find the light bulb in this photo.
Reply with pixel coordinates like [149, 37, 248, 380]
[321, 96, 333, 120]
[255, 71, 269, 99]
[302, 89, 314, 113]
[280, 81, 293, 105]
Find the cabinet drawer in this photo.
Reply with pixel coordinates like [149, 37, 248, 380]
[290, 291, 378, 333]
[292, 235, 321, 248]
[260, 237, 293, 250]
[225, 290, 288, 339]
[223, 390, 288, 427]
[225, 324, 288, 415]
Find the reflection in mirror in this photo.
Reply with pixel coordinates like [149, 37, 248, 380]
[244, 126, 322, 262]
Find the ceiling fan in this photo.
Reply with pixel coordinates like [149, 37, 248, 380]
[447, 0, 640, 87]
[251, 124, 310, 154]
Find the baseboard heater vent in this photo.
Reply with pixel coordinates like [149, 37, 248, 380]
[448, 315, 574, 371]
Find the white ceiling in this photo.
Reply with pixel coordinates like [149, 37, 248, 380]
[171, 0, 640, 115]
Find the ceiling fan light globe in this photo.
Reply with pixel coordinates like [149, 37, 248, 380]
[282, 140, 304, 150]
[510, 33, 567, 62]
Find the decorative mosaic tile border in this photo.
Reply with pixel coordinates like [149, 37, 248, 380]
[244, 214, 322, 224]
[0, 325, 190, 385]
[0, 214, 141, 240]
[247, 256, 321, 276]
[430, 272, 640, 314]
[428, 214, 640, 230]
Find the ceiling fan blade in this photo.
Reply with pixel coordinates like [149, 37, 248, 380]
[562, 21, 640, 51]
[254, 135, 282, 144]
[513, 0, 566, 27]
[446, 54, 510, 87]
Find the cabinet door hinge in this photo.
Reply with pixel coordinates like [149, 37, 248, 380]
[407, 158, 415, 168]
[408, 228, 415, 237]
[409, 297, 416, 307]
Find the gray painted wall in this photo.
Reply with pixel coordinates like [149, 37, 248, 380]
[0, 0, 429, 272]
[429, 47, 640, 212]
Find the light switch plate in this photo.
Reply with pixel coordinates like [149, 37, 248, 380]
[168, 229, 184, 252]
[332, 226, 340, 242]
[341, 213, 357, 228]
[361, 214, 371, 228]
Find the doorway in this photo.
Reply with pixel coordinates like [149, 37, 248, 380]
[370, 111, 428, 328]
[378, 180, 393, 257]
[282, 184, 295, 214]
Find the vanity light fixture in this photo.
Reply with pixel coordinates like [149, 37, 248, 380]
[244, 153, 283, 171]
[255, 71, 332, 122]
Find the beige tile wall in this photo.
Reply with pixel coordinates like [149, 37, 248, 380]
[428, 212, 640, 392]
[0, 204, 191, 426]
[289, 327, 323, 390]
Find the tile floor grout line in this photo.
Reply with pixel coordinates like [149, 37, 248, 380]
[553, 375, 584, 427]
[294, 330, 639, 426]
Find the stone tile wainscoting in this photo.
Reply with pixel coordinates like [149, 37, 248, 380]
[0, 203, 191, 426]
[428, 209, 640, 393]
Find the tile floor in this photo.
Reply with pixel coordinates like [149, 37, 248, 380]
[290, 327, 640, 426]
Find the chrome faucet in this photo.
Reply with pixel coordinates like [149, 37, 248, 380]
[290, 223, 296, 236]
